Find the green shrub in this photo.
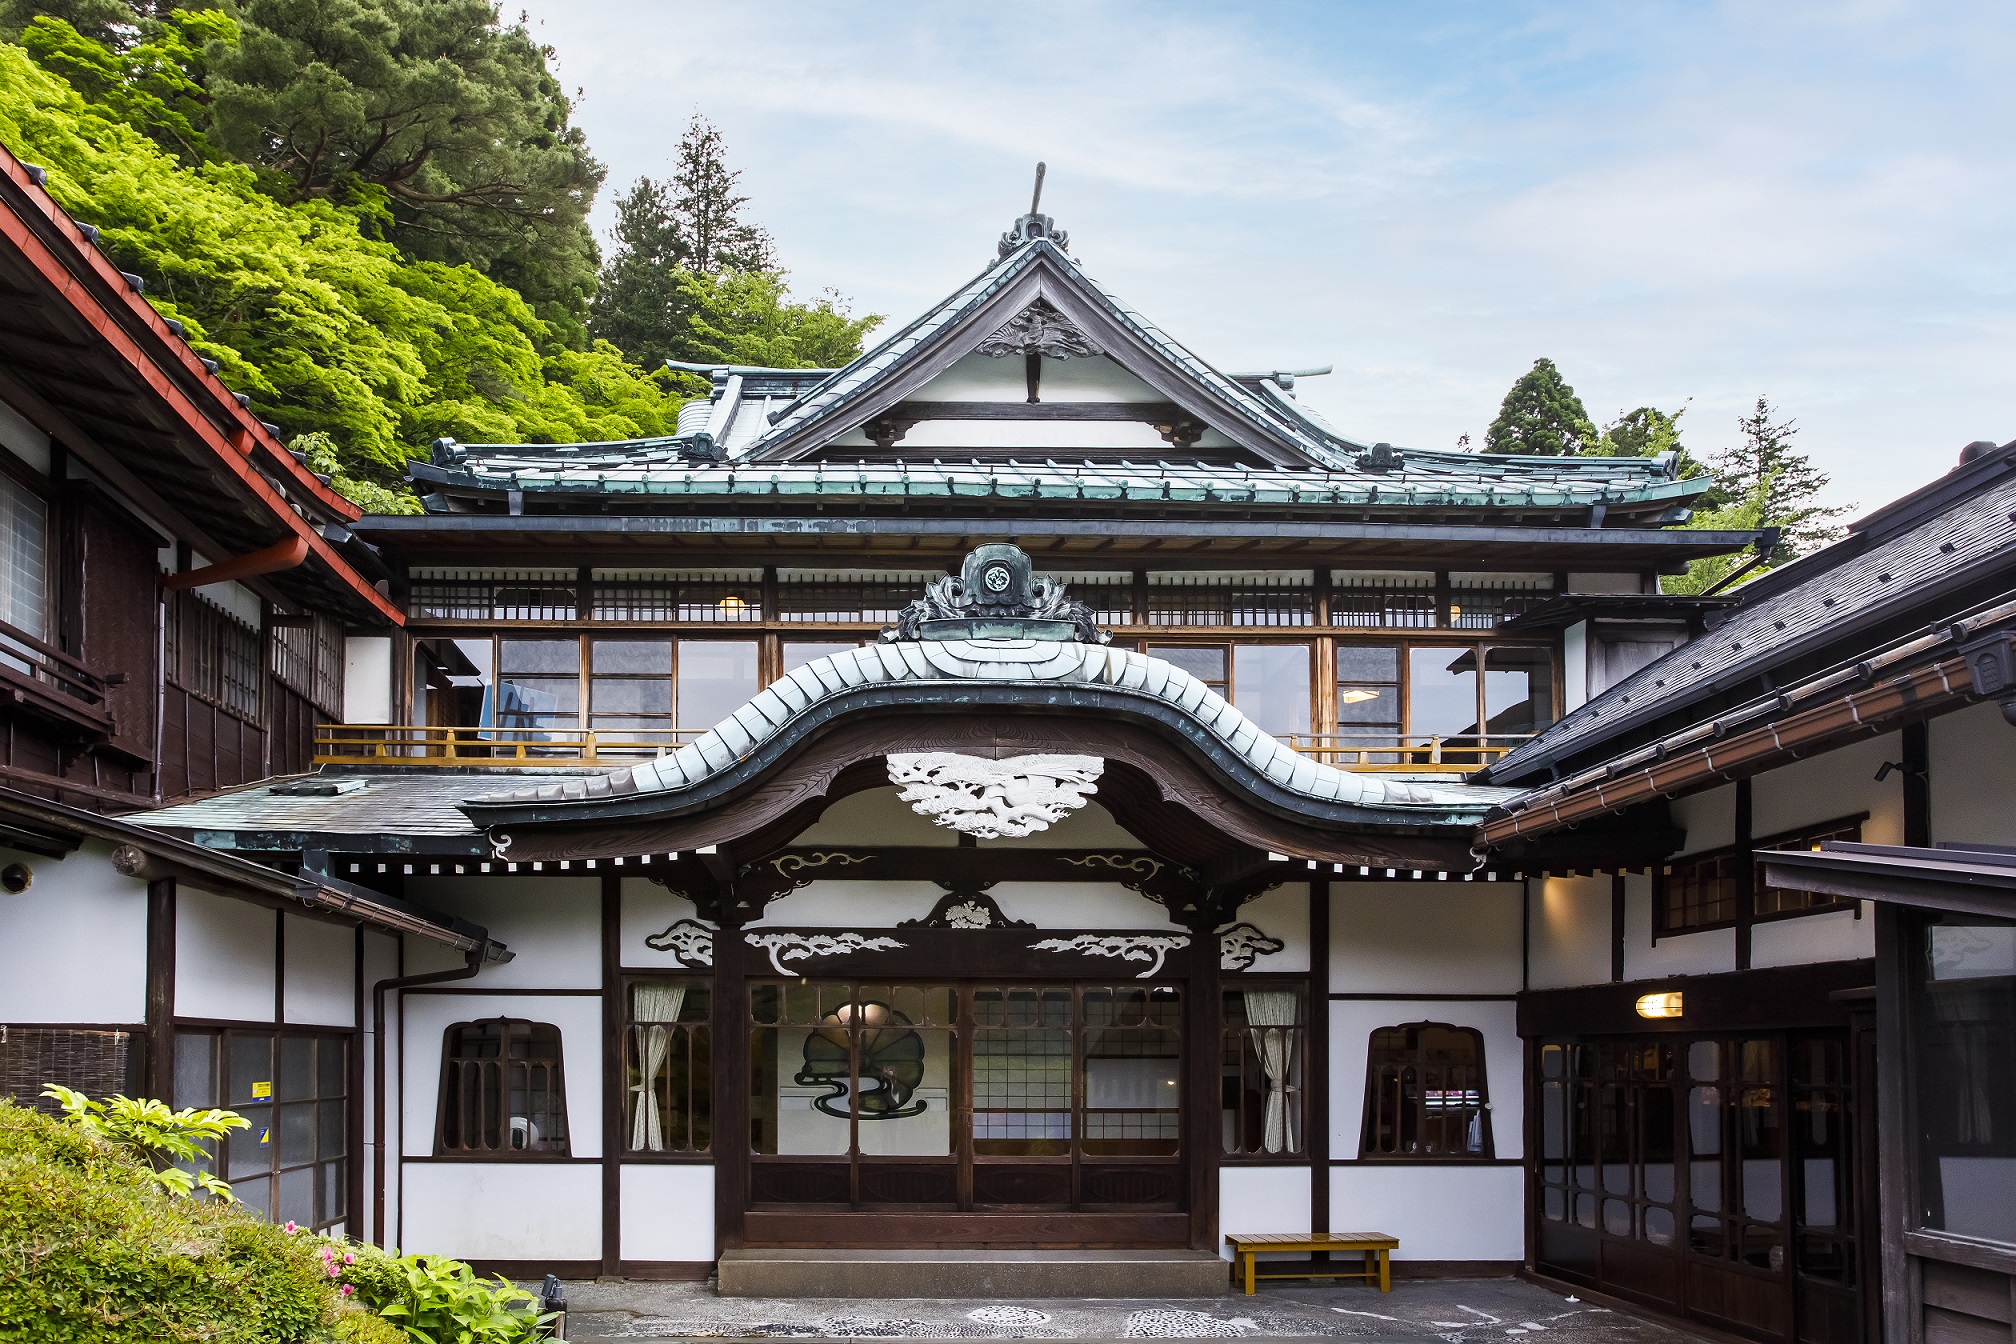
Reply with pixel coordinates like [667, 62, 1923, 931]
[42, 1083, 245, 1199]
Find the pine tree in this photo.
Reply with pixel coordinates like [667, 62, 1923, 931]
[670, 116, 774, 274]
[1712, 396, 1850, 563]
[588, 177, 690, 367]
[1484, 358, 1599, 455]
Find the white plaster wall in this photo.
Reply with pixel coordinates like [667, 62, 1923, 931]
[400, 1163, 600, 1261]
[1563, 621, 1589, 712]
[344, 636, 393, 723]
[176, 887, 275, 1023]
[194, 579, 260, 629]
[909, 351, 1161, 404]
[0, 840, 146, 1023]
[1751, 730, 1903, 843]
[1329, 883, 1522, 995]
[1622, 875, 1735, 979]
[1750, 908, 1874, 968]
[984, 800, 1141, 849]
[1930, 700, 2016, 847]
[622, 879, 706, 969]
[362, 929, 399, 1246]
[1670, 783, 1736, 854]
[401, 992, 602, 1158]
[401, 877, 600, 990]
[1528, 876, 1610, 990]
[284, 913, 355, 1027]
[753, 879, 1179, 932]
[1218, 1166, 1314, 1261]
[792, 788, 956, 846]
[1328, 1165, 1525, 1261]
[1329, 999, 1522, 1161]
[1226, 884, 1309, 973]
[621, 1164, 716, 1261]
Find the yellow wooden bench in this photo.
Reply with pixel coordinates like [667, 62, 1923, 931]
[1223, 1231, 1400, 1295]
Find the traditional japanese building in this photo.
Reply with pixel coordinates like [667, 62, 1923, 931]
[16, 151, 2013, 1343]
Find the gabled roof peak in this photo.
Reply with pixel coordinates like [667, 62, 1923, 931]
[998, 161, 1069, 260]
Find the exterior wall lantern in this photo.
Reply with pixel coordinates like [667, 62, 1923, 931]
[1635, 991, 1684, 1019]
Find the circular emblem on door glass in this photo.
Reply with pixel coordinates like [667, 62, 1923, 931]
[983, 564, 1011, 593]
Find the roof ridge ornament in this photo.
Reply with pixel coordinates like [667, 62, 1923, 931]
[998, 160, 1070, 259]
[976, 298, 1102, 361]
[883, 543, 1110, 644]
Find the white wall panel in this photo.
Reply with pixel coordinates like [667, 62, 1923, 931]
[401, 992, 602, 1158]
[1931, 700, 2016, 847]
[361, 929, 399, 1246]
[622, 879, 705, 968]
[1329, 999, 1522, 1161]
[344, 637, 393, 723]
[755, 879, 1179, 932]
[1330, 883, 1522, 995]
[791, 788, 956, 847]
[983, 800, 1141, 849]
[1218, 1166, 1313, 1260]
[399, 1163, 599, 1260]
[1226, 884, 1309, 973]
[621, 1164, 716, 1261]
[1528, 876, 1610, 990]
[1752, 731, 1903, 843]
[401, 877, 600, 990]
[1670, 784, 1736, 855]
[1328, 1165, 1524, 1261]
[1622, 876, 1735, 979]
[284, 914, 355, 1027]
[176, 887, 275, 1023]
[1750, 908, 1874, 968]
[0, 841, 146, 1023]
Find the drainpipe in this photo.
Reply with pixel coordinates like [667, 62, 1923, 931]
[1698, 527, 1783, 598]
[372, 948, 485, 1249]
[161, 534, 311, 590]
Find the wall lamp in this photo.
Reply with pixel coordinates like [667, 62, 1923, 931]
[1635, 991, 1684, 1019]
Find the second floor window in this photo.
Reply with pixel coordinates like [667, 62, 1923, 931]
[1361, 1022, 1493, 1159]
[436, 1018, 569, 1156]
[0, 470, 47, 640]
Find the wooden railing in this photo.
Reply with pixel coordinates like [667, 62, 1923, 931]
[316, 724, 1531, 773]
[0, 617, 115, 733]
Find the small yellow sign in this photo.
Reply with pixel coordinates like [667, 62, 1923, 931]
[258, 1128, 271, 1145]
[251, 1081, 272, 1099]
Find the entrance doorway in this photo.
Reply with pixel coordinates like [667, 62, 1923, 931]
[747, 981, 1185, 1217]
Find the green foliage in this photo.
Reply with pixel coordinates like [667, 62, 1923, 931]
[1485, 357, 1600, 455]
[16, 8, 234, 166]
[0, 38, 685, 503]
[1659, 478, 1772, 595]
[0, 1098, 342, 1342]
[671, 268, 881, 370]
[666, 115, 775, 275]
[1714, 396, 1849, 561]
[42, 1083, 245, 1199]
[366, 1252, 553, 1344]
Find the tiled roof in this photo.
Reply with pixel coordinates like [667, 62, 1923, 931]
[1483, 446, 2016, 782]
[135, 770, 606, 841]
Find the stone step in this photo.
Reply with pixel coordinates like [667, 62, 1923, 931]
[716, 1248, 1232, 1299]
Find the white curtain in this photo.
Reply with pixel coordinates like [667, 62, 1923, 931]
[630, 983, 687, 1152]
[1243, 989, 1298, 1153]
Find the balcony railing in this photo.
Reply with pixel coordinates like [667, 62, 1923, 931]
[0, 617, 115, 736]
[316, 724, 1529, 773]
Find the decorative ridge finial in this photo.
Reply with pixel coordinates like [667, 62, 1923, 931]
[883, 543, 1108, 643]
[998, 162, 1069, 259]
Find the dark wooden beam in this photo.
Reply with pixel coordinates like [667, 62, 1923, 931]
[144, 877, 175, 1102]
[892, 400, 1186, 422]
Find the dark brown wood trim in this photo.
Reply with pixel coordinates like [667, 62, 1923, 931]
[1902, 718, 1930, 847]
[398, 987, 601, 997]
[1901, 1231, 2016, 1277]
[399, 1154, 603, 1165]
[1307, 880, 1330, 1240]
[464, 1259, 601, 1279]
[600, 872, 620, 1276]
[1733, 777, 1754, 971]
[1875, 903, 1917, 1344]
[350, 924, 367, 1246]
[1610, 874, 1625, 982]
[1184, 907, 1221, 1253]
[712, 904, 750, 1253]
[615, 1261, 715, 1281]
[1329, 992, 1519, 1001]
[741, 1210, 1190, 1249]
[1336, 1157, 1526, 1167]
[143, 876, 175, 1100]
[273, 907, 286, 1023]
[1517, 958, 1876, 1037]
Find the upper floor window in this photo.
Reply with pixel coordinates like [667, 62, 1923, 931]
[1754, 817, 1864, 918]
[0, 470, 48, 640]
[436, 1018, 569, 1156]
[165, 591, 261, 720]
[1146, 570, 1313, 627]
[1147, 643, 1310, 738]
[1360, 1022, 1493, 1159]
[1658, 814, 1865, 934]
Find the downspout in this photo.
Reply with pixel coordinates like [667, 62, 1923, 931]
[1697, 527, 1782, 598]
[371, 948, 484, 1249]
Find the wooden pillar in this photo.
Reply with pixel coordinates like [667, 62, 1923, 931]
[1308, 879, 1331, 1243]
[1733, 777, 1754, 971]
[712, 905, 750, 1254]
[1902, 719, 1931, 848]
[1610, 873, 1627, 982]
[600, 873, 622, 1276]
[1184, 903, 1222, 1254]
[144, 877, 175, 1101]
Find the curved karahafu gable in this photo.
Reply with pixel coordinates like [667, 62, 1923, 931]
[458, 547, 1515, 860]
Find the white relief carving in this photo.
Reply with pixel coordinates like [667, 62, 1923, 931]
[644, 918, 717, 968]
[1216, 922, 1285, 971]
[942, 900, 995, 928]
[886, 752, 1104, 838]
[1028, 933, 1190, 979]
[744, 930, 907, 976]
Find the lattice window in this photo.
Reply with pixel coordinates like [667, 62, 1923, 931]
[1755, 817, 1865, 917]
[410, 568, 576, 621]
[0, 472, 48, 640]
[176, 1029, 348, 1229]
[1330, 571, 1436, 629]
[1449, 572, 1554, 630]
[1660, 850, 1741, 932]
[436, 1018, 569, 1156]
[1146, 571, 1314, 627]
[270, 613, 345, 717]
[1360, 1022, 1493, 1159]
[591, 569, 761, 622]
[776, 569, 941, 623]
[167, 591, 261, 720]
[1051, 571, 1132, 626]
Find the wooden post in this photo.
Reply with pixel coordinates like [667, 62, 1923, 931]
[712, 904, 749, 1255]
[144, 877, 175, 1101]
[1309, 879, 1331, 1255]
[1184, 901, 1222, 1253]
[600, 872, 622, 1276]
[1733, 777, 1754, 971]
[1902, 720, 1930, 847]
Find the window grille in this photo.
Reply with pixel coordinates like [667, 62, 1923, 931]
[1146, 571, 1314, 627]
[591, 569, 762, 622]
[776, 569, 940, 623]
[1535, 1039, 1679, 1246]
[436, 1018, 569, 1156]
[1329, 571, 1436, 629]
[1050, 571, 1132, 626]
[1755, 818, 1864, 917]
[0, 473, 48, 639]
[173, 1029, 348, 1230]
[622, 980, 710, 1153]
[0, 1025, 140, 1113]
[167, 591, 261, 720]
[409, 568, 576, 621]
[1660, 850, 1741, 932]
[1360, 1022, 1493, 1158]
[1448, 572, 1554, 630]
[1220, 988, 1305, 1156]
[271, 613, 345, 717]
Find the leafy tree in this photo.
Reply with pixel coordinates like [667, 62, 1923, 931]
[203, 0, 603, 326]
[1587, 402, 1713, 483]
[1485, 357, 1599, 455]
[1710, 396, 1850, 562]
[669, 268, 880, 370]
[15, 8, 231, 166]
[1660, 479, 1771, 595]
[590, 175, 690, 366]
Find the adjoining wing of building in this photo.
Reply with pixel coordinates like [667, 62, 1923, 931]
[3, 150, 2011, 1337]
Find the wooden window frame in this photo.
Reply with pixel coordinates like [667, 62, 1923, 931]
[1218, 976, 1309, 1162]
[1359, 1020, 1496, 1161]
[433, 1017, 571, 1159]
[619, 975, 712, 1160]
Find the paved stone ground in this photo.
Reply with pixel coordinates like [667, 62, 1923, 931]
[561, 1276, 1711, 1343]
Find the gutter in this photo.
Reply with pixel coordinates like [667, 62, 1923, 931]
[161, 535, 310, 590]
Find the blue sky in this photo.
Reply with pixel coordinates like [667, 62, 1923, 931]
[518, 0, 2016, 515]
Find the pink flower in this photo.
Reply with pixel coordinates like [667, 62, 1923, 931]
[339, 1285, 355, 1298]
[326, 1263, 341, 1278]
[343, 1252, 355, 1265]
[284, 1222, 299, 1234]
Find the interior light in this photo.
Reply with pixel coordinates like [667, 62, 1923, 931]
[1635, 992, 1684, 1019]
[1339, 689, 1382, 704]
[717, 595, 748, 611]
